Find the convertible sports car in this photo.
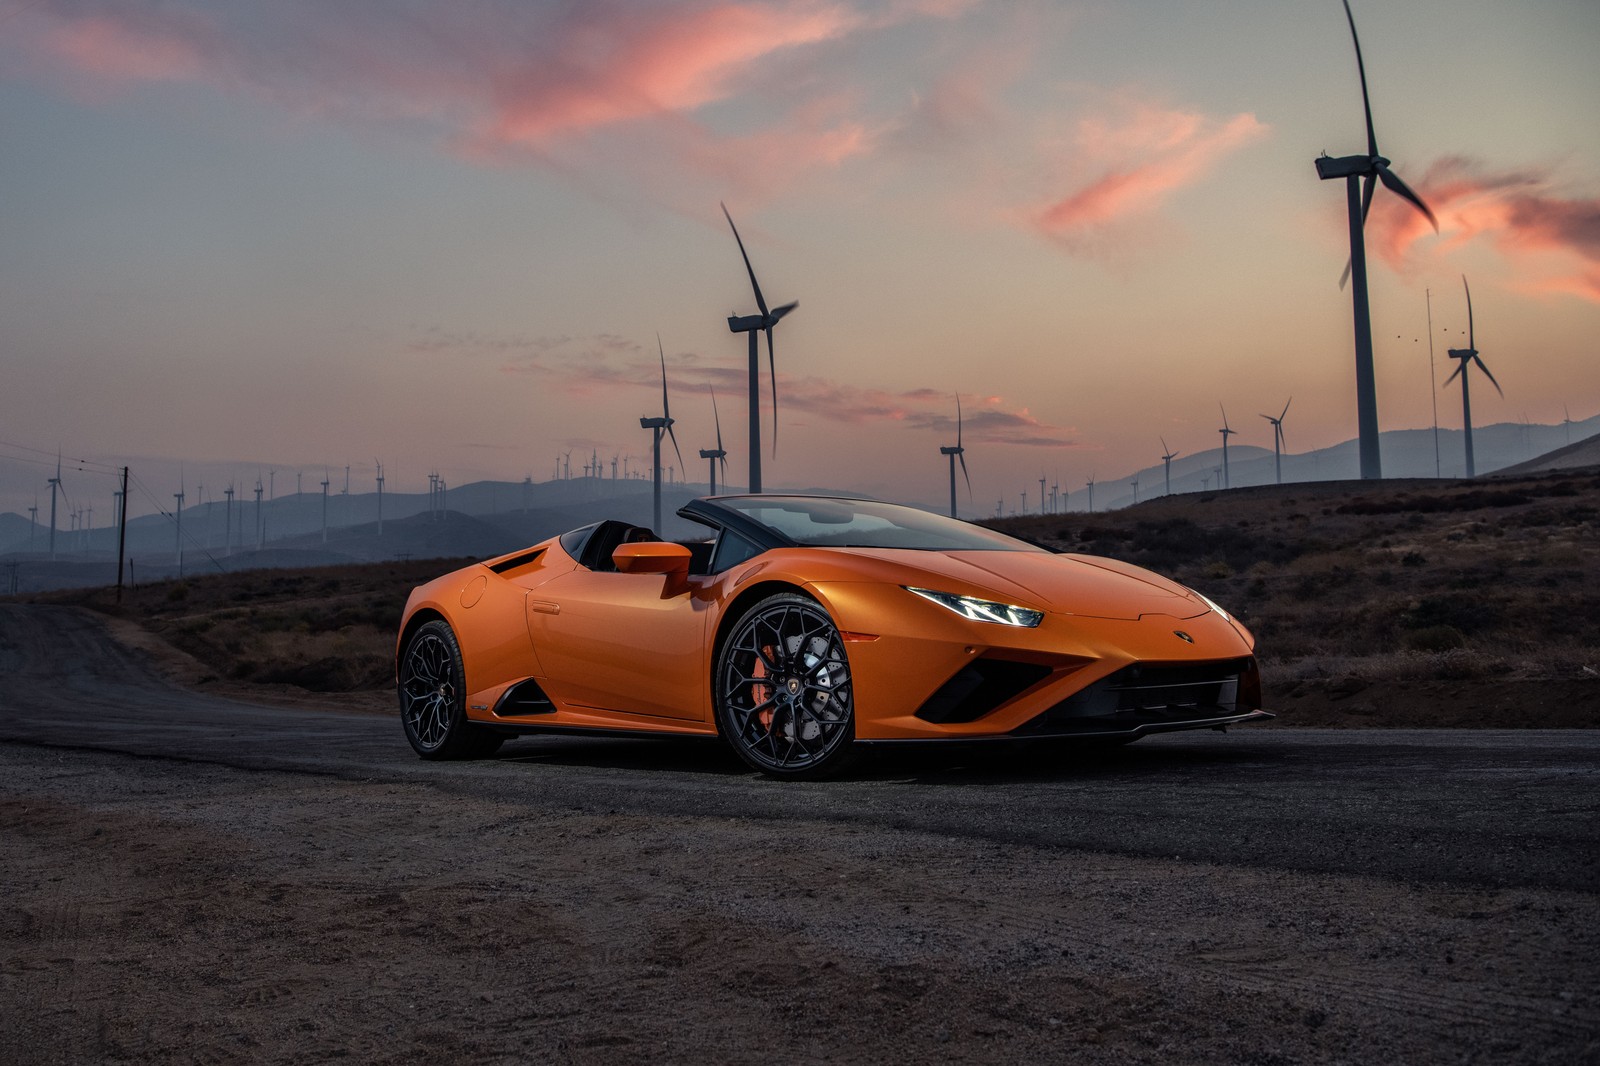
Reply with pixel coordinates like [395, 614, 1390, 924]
[396, 495, 1271, 778]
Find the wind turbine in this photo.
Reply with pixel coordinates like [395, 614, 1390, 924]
[1085, 475, 1095, 514]
[1315, 0, 1438, 480]
[375, 460, 384, 537]
[1563, 406, 1573, 446]
[939, 395, 971, 519]
[699, 386, 729, 496]
[173, 478, 185, 574]
[28, 496, 37, 552]
[254, 477, 264, 550]
[1218, 404, 1238, 489]
[1444, 276, 1502, 478]
[1129, 475, 1139, 505]
[722, 203, 797, 495]
[47, 453, 60, 560]
[641, 336, 685, 532]
[319, 472, 329, 543]
[1260, 398, 1291, 485]
[1161, 438, 1180, 497]
[223, 483, 235, 556]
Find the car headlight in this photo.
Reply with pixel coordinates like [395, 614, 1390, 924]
[904, 586, 1044, 628]
[1193, 590, 1232, 623]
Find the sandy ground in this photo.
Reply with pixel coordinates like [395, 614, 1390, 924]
[2, 604, 1597, 1064]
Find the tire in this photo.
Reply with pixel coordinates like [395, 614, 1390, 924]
[715, 593, 857, 780]
[398, 620, 506, 760]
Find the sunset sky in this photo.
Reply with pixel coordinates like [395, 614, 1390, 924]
[2, 0, 1597, 519]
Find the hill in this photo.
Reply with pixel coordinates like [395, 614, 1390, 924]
[15, 467, 1599, 728]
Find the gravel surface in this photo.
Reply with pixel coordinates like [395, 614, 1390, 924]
[2, 604, 1597, 1064]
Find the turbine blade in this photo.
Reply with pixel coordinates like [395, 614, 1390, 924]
[769, 300, 798, 324]
[765, 327, 778, 457]
[720, 202, 769, 318]
[667, 422, 685, 473]
[1462, 274, 1474, 350]
[1160, 435, 1169, 454]
[1219, 402, 1230, 431]
[1475, 356, 1504, 397]
[957, 395, 963, 449]
[958, 452, 971, 496]
[1343, 0, 1378, 159]
[657, 334, 670, 419]
[1340, 255, 1353, 291]
[1360, 171, 1376, 224]
[1281, 396, 1293, 420]
[1378, 165, 1438, 231]
[712, 385, 723, 452]
[1443, 360, 1465, 387]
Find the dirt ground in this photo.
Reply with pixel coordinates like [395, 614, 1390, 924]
[4, 742, 1597, 1066]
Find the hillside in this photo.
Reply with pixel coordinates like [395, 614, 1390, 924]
[18, 467, 1599, 728]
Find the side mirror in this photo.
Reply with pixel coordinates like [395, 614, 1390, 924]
[613, 542, 692, 576]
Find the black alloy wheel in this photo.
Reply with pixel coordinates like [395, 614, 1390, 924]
[398, 619, 504, 760]
[716, 593, 857, 779]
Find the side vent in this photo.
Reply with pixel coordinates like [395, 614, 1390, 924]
[915, 659, 1053, 724]
[489, 548, 545, 574]
[493, 678, 555, 716]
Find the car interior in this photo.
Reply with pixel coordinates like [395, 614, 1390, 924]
[573, 519, 716, 575]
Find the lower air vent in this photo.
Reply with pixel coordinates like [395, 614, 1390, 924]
[493, 678, 555, 717]
[1015, 657, 1254, 736]
[915, 660, 1053, 724]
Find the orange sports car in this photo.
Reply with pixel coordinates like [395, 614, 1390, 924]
[396, 495, 1270, 778]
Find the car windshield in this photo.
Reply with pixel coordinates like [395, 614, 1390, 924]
[715, 496, 1044, 552]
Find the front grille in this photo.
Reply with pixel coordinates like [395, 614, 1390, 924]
[1014, 657, 1254, 736]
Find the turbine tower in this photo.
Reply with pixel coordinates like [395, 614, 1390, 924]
[938, 395, 970, 519]
[320, 471, 330, 543]
[1161, 438, 1181, 497]
[640, 337, 685, 532]
[1444, 276, 1502, 478]
[722, 203, 797, 495]
[1085, 475, 1095, 514]
[375, 460, 385, 536]
[1260, 398, 1291, 485]
[1129, 475, 1139, 505]
[699, 386, 728, 496]
[1038, 477, 1046, 517]
[1315, 0, 1438, 479]
[223, 483, 235, 556]
[1218, 404, 1238, 489]
[253, 477, 264, 550]
[28, 497, 38, 552]
[47, 454, 60, 560]
[173, 479, 185, 575]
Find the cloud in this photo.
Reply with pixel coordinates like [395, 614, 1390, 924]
[1366, 157, 1600, 303]
[9, 0, 967, 207]
[1033, 100, 1266, 248]
[496, 336, 1074, 445]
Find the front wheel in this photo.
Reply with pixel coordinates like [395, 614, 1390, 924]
[398, 620, 505, 760]
[715, 593, 857, 780]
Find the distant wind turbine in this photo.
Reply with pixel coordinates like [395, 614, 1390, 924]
[173, 478, 185, 574]
[1562, 405, 1573, 446]
[47, 453, 60, 560]
[1444, 276, 1502, 478]
[641, 336, 685, 532]
[722, 203, 797, 495]
[699, 386, 729, 496]
[375, 460, 385, 537]
[1218, 404, 1238, 489]
[1161, 437, 1180, 497]
[1128, 475, 1139, 505]
[938, 395, 970, 519]
[1316, 0, 1438, 480]
[1085, 475, 1095, 514]
[1260, 398, 1291, 485]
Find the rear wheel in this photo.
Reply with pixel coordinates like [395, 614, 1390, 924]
[398, 620, 505, 760]
[715, 593, 857, 780]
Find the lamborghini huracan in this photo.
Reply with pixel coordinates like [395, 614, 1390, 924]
[396, 495, 1271, 778]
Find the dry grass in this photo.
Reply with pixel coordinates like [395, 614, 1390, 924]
[27, 469, 1600, 725]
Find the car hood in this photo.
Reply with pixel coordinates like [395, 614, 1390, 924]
[828, 548, 1209, 621]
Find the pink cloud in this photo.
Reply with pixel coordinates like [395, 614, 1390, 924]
[1035, 103, 1266, 241]
[9, 1, 961, 206]
[1366, 157, 1600, 303]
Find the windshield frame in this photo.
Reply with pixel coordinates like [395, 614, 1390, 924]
[679, 495, 1044, 554]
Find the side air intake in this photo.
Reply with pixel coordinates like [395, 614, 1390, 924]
[915, 660, 1053, 724]
[492, 678, 555, 717]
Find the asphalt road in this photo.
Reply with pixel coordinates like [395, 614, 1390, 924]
[2, 603, 1596, 1063]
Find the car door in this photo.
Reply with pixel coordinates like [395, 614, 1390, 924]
[526, 566, 714, 721]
